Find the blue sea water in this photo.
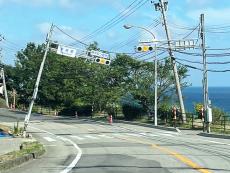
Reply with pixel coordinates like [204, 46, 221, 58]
[183, 87, 230, 113]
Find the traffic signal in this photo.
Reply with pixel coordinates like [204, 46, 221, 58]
[95, 58, 111, 65]
[136, 44, 154, 52]
[50, 42, 59, 52]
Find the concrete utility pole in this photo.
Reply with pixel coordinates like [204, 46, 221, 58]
[13, 89, 16, 109]
[123, 24, 158, 126]
[154, 44, 158, 126]
[23, 24, 54, 137]
[1, 68, 9, 108]
[154, 0, 186, 122]
[200, 14, 210, 133]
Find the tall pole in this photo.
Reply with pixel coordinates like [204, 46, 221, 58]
[13, 89, 16, 109]
[154, 44, 158, 126]
[23, 24, 54, 136]
[1, 68, 9, 108]
[158, 0, 186, 122]
[200, 14, 210, 133]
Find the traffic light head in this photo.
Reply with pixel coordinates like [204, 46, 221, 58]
[136, 44, 154, 52]
[95, 58, 110, 65]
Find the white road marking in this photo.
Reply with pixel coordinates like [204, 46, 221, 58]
[205, 140, 230, 146]
[44, 145, 57, 147]
[43, 137, 56, 142]
[139, 132, 147, 135]
[126, 133, 142, 137]
[30, 126, 82, 173]
[113, 133, 125, 137]
[160, 133, 174, 137]
[84, 135, 99, 139]
[87, 129, 94, 131]
[148, 134, 159, 137]
[70, 135, 85, 140]
[98, 134, 114, 138]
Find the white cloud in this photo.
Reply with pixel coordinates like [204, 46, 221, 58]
[59, 0, 76, 9]
[187, 8, 230, 24]
[0, 0, 53, 7]
[186, 0, 213, 8]
[37, 22, 52, 34]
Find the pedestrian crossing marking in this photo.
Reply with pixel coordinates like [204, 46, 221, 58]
[43, 137, 56, 142]
[98, 134, 114, 138]
[70, 135, 84, 140]
[84, 135, 99, 139]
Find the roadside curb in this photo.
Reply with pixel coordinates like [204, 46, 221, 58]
[198, 132, 230, 139]
[114, 120, 181, 133]
[0, 142, 45, 172]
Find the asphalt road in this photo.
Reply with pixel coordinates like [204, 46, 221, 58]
[0, 108, 230, 173]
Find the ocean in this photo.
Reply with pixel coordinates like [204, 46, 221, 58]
[183, 87, 230, 113]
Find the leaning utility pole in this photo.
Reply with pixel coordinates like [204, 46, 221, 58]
[200, 14, 210, 133]
[1, 68, 9, 108]
[154, 0, 186, 122]
[23, 24, 54, 137]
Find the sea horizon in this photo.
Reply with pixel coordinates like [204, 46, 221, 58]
[183, 86, 230, 113]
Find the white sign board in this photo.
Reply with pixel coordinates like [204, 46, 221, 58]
[57, 45, 77, 58]
[90, 50, 109, 59]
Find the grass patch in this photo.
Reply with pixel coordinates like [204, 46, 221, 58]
[0, 141, 45, 163]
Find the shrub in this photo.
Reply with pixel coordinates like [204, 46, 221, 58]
[120, 93, 144, 120]
[59, 105, 92, 117]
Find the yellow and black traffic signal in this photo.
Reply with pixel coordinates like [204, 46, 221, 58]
[136, 44, 154, 52]
[95, 58, 111, 65]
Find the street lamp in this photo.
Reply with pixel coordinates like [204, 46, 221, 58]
[123, 24, 158, 126]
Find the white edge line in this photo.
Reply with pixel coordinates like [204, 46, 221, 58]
[29, 126, 82, 173]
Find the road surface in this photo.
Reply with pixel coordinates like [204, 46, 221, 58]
[0, 109, 230, 173]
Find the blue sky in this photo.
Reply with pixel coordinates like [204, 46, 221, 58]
[0, 0, 230, 86]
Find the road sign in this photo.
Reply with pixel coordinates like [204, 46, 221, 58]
[57, 44, 77, 58]
[174, 39, 196, 50]
[90, 50, 109, 59]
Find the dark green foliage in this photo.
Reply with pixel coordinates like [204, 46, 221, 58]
[59, 105, 92, 117]
[4, 42, 188, 117]
[120, 93, 144, 120]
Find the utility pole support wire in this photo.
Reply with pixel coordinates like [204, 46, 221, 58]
[156, 0, 186, 122]
[23, 23, 54, 137]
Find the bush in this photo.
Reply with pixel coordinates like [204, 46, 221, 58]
[59, 105, 92, 117]
[120, 93, 144, 121]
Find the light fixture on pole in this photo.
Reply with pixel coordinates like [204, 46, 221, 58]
[123, 24, 158, 126]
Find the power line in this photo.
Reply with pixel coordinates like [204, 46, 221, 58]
[111, 22, 161, 51]
[79, 0, 141, 42]
[54, 25, 89, 46]
[80, 0, 149, 42]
